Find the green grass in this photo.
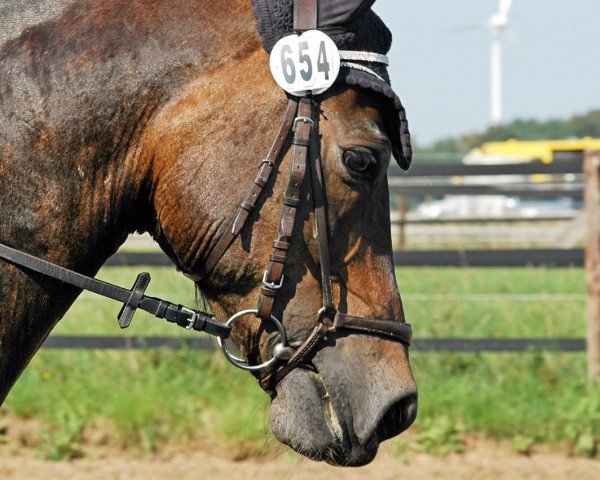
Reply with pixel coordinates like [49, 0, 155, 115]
[397, 267, 598, 456]
[398, 267, 586, 338]
[2, 266, 599, 458]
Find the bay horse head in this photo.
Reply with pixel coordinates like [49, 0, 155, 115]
[0, 0, 416, 466]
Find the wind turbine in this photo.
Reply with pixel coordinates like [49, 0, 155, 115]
[489, 0, 514, 125]
[452, 0, 515, 125]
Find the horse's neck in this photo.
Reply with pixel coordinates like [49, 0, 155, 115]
[0, 0, 258, 403]
[0, 0, 258, 264]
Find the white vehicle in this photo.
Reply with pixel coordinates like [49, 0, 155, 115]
[410, 195, 577, 220]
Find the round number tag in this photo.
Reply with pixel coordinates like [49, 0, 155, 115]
[270, 30, 341, 96]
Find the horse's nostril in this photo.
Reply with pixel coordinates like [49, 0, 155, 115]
[375, 393, 418, 442]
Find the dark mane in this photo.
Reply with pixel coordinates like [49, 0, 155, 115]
[0, 0, 75, 45]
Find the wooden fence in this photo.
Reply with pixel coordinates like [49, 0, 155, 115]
[42, 150, 600, 378]
[389, 149, 598, 379]
[585, 150, 600, 379]
[389, 152, 583, 250]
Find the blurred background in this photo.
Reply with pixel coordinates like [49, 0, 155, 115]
[374, 0, 600, 255]
[376, 0, 600, 146]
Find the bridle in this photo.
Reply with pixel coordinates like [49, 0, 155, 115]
[194, 0, 413, 393]
[184, 95, 413, 392]
[0, 0, 412, 396]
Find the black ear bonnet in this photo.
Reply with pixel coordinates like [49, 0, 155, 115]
[252, 0, 412, 169]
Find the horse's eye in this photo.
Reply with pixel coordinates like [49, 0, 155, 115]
[342, 149, 377, 177]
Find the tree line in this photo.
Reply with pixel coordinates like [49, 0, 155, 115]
[418, 109, 600, 157]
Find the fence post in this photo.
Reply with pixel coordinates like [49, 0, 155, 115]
[585, 150, 600, 381]
[396, 195, 406, 249]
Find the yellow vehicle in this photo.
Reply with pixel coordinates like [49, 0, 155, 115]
[463, 137, 600, 164]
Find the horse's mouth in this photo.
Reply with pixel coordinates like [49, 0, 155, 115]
[298, 368, 380, 466]
[268, 338, 418, 467]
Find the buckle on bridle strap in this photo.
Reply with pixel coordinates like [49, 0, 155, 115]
[259, 158, 275, 168]
[262, 270, 284, 290]
[181, 306, 199, 330]
[293, 116, 315, 129]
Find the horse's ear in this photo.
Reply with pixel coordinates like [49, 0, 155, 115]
[387, 105, 412, 170]
[318, 0, 377, 30]
[392, 144, 412, 170]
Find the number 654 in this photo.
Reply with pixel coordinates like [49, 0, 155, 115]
[281, 41, 331, 84]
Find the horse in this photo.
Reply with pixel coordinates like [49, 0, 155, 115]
[0, 0, 417, 466]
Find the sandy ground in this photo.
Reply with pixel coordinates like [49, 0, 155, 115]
[1, 438, 599, 480]
[1, 414, 598, 480]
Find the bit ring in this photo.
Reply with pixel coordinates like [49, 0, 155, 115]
[216, 309, 288, 371]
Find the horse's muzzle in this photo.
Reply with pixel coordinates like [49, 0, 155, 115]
[268, 333, 417, 466]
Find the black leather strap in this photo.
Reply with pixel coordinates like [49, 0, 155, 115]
[308, 108, 335, 313]
[334, 312, 412, 345]
[0, 242, 230, 339]
[118, 272, 151, 328]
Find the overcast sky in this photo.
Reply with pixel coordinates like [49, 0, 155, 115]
[373, 0, 600, 146]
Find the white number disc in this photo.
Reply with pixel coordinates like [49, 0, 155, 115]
[269, 30, 341, 96]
